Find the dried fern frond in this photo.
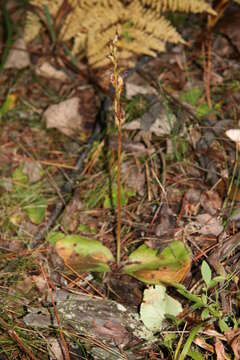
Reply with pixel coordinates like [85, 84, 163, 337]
[129, 2, 186, 44]
[24, 0, 215, 68]
[24, 0, 64, 42]
[140, 0, 216, 14]
[61, 1, 126, 57]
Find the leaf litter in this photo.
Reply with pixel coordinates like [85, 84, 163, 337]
[1, 1, 240, 359]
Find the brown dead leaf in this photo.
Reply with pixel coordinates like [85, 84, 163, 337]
[217, 178, 240, 202]
[189, 126, 201, 149]
[209, 139, 227, 163]
[121, 162, 145, 196]
[155, 205, 176, 237]
[23, 161, 43, 183]
[31, 275, 47, 293]
[35, 62, 70, 82]
[183, 188, 201, 216]
[123, 102, 176, 137]
[44, 88, 96, 139]
[48, 338, 64, 360]
[193, 336, 214, 353]
[215, 338, 228, 360]
[110, 136, 149, 154]
[61, 193, 83, 232]
[45, 97, 81, 136]
[125, 72, 156, 99]
[15, 275, 34, 296]
[200, 190, 222, 215]
[196, 213, 223, 236]
[4, 38, 30, 69]
[218, 9, 240, 54]
[225, 329, 240, 360]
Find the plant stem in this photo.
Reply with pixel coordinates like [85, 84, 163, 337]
[109, 32, 125, 266]
[222, 143, 238, 212]
[116, 121, 122, 265]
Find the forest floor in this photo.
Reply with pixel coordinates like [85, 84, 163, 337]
[1, 2, 240, 360]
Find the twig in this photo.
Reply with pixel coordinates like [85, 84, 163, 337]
[202, 36, 212, 109]
[0, 316, 38, 360]
[41, 265, 70, 360]
[32, 122, 102, 246]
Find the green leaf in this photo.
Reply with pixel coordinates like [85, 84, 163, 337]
[55, 235, 114, 272]
[12, 167, 29, 188]
[43, 5, 56, 43]
[208, 304, 221, 318]
[123, 244, 161, 272]
[140, 285, 182, 332]
[163, 333, 177, 350]
[208, 276, 225, 289]
[196, 103, 211, 118]
[218, 319, 229, 333]
[201, 260, 212, 287]
[0, 94, 17, 116]
[201, 308, 210, 320]
[104, 185, 135, 209]
[201, 293, 207, 305]
[46, 231, 65, 245]
[122, 241, 191, 284]
[174, 284, 203, 305]
[78, 224, 97, 234]
[188, 350, 204, 360]
[178, 325, 202, 360]
[25, 197, 46, 224]
[63, 44, 79, 67]
[181, 88, 202, 106]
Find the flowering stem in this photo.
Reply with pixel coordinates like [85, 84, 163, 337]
[109, 33, 125, 266]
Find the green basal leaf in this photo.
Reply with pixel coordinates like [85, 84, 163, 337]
[122, 241, 191, 284]
[158, 240, 190, 270]
[122, 244, 162, 273]
[56, 235, 114, 273]
[46, 231, 65, 245]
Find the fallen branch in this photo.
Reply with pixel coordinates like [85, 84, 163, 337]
[23, 289, 150, 360]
